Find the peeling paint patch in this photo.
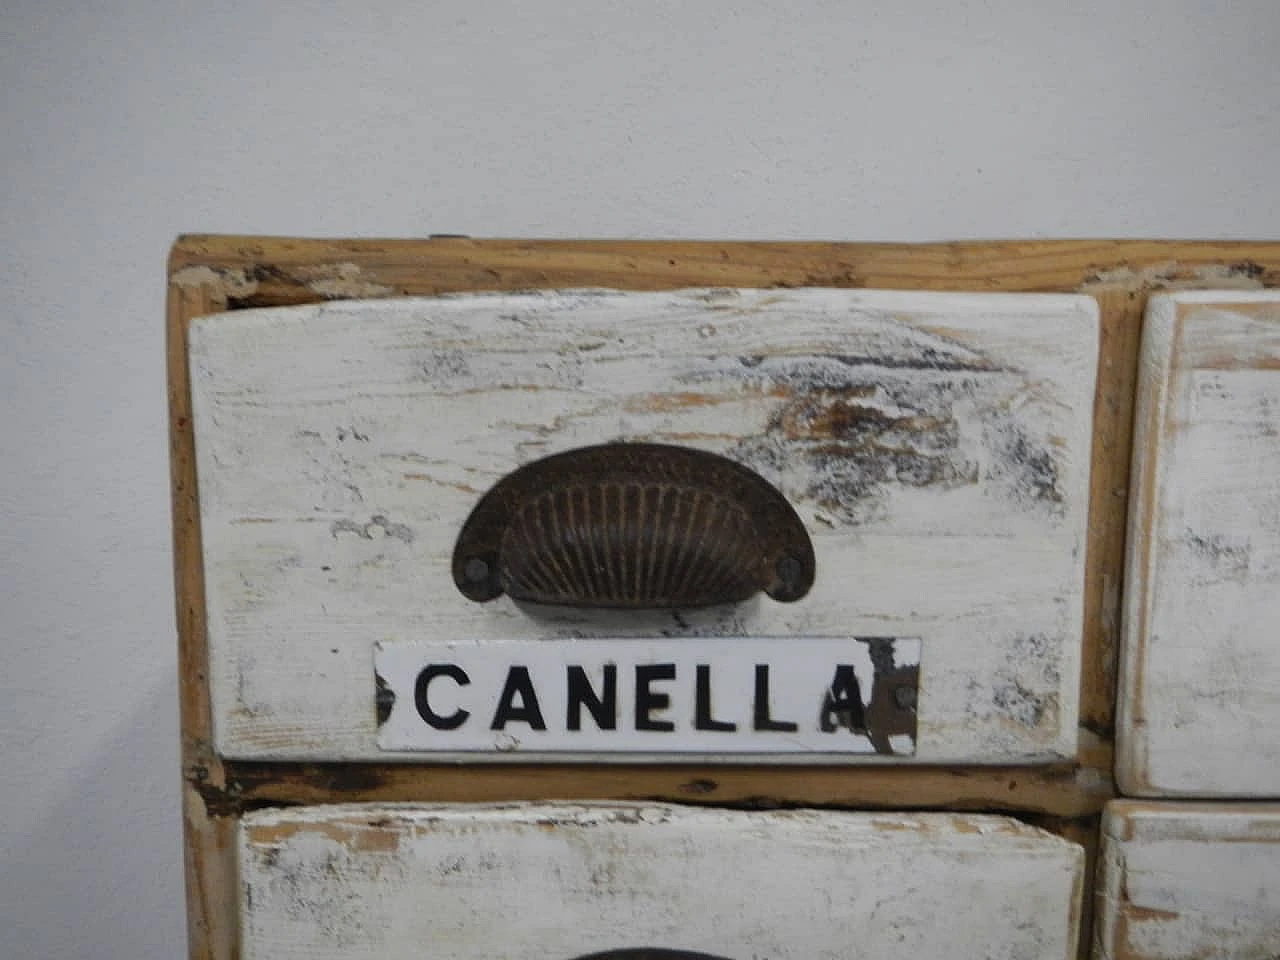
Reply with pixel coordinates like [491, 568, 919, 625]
[1123, 902, 1182, 922]
[1184, 530, 1251, 577]
[985, 417, 1065, 510]
[992, 681, 1056, 728]
[248, 820, 402, 853]
[966, 634, 1063, 731]
[416, 349, 471, 381]
[726, 382, 976, 522]
[330, 514, 415, 543]
[1081, 261, 1267, 291]
[294, 262, 396, 299]
[708, 349, 1063, 524]
[171, 264, 261, 298]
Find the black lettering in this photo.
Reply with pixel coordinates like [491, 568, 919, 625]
[694, 664, 736, 732]
[414, 663, 471, 730]
[635, 663, 676, 731]
[753, 664, 798, 732]
[820, 665, 867, 733]
[566, 664, 617, 731]
[490, 665, 547, 731]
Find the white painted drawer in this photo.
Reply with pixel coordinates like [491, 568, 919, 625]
[1119, 291, 1280, 797]
[239, 802, 1084, 960]
[190, 288, 1098, 762]
[1096, 800, 1280, 959]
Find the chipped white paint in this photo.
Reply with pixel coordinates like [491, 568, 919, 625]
[291, 262, 397, 299]
[170, 264, 260, 298]
[239, 803, 1084, 960]
[189, 288, 1098, 762]
[171, 262, 397, 300]
[375, 636, 921, 756]
[1079, 261, 1268, 293]
[1095, 800, 1280, 960]
[1119, 290, 1280, 796]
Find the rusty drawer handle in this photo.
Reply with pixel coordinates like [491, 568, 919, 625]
[452, 442, 814, 609]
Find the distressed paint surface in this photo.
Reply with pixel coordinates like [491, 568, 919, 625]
[189, 288, 1098, 762]
[239, 803, 1083, 960]
[1119, 291, 1280, 796]
[1095, 801, 1280, 960]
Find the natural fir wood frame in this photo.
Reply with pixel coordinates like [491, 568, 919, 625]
[169, 236, 1280, 960]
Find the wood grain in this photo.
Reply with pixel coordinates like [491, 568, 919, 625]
[1095, 800, 1280, 960]
[169, 277, 239, 960]
[169, 237, 1280, 960]
[239, 803, 1084, 960]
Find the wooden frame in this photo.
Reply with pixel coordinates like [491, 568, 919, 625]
[169, 236, 1280, 960]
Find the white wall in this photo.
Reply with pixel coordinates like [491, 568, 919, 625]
[2, 1, 1277, 956]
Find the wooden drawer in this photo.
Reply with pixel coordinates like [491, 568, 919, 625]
[1119, 291, 1280, 797]
[239, 802, 1084, 960]
[1095, 800, 1280, 959]
[189, 288, 1097, 764]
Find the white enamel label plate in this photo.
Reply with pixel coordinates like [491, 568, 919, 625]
[375, 636, 920, 756]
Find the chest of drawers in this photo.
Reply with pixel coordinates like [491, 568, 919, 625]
[170, 237, 1280, 960]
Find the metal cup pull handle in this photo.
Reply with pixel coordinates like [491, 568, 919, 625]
[452, 443, 815, 609]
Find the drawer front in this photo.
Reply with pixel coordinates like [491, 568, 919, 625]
[1096, 801, 1280, 959]
[190, 288, 1098, 763]
[1119, 291, 1280, 797]
[239, 803, 1083, 960]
